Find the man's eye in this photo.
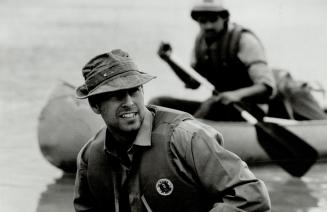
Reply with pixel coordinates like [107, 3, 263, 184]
[116, 93, 125, 99]
[130, 87, 140, 95]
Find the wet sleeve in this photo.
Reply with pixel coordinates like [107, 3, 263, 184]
[174, 121, 271, 212]
[238, 32, 276, 97]
[73, 143, 96, 212]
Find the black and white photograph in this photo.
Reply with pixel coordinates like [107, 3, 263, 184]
[1, 0, 327, 211]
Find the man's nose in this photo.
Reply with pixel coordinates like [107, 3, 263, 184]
[203, 22, 214, 29]
[122, 93, 134, 106]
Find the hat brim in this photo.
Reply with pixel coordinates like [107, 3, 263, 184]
[191, 10, 229, 21]
[76, 72, 156, 99]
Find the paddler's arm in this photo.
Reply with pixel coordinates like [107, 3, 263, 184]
[158, 42, 201, 89]
[172, 121, 272, 212]
[218, 83, 272, 105]
[190, 125, 271, 212]
[194, 84, 271, 118]
[237, 32, 276, 101]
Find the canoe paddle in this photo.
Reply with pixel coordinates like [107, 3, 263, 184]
[158, 43, 318, 177]
[232, 103, 318, 177]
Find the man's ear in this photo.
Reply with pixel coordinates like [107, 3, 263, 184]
[88, 99, 101, 114]
[91, 105, 101, 114]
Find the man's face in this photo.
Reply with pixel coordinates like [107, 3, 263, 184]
[197, 14, 225, 39]
[95, 86, 146, 136]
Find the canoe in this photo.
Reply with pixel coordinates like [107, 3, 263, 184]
[38, 81, 327, 173]
[38, 81, 104, 173]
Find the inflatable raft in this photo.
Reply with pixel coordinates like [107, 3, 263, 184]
[38, 81, 327, 173]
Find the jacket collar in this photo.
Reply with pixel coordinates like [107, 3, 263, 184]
[104, 107, 153, 161]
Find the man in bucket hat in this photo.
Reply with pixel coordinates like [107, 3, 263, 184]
[152, 0, 276, 121]
[73, 49, 271, 212]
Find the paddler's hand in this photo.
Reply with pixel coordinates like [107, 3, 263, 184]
[158, 42, 172, 61]
[217, 91, 242, 105]
[194, 95, 220, 118]
[194, 92, 242, 118]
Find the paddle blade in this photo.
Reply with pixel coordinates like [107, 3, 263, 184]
[255, 122, 318, 177]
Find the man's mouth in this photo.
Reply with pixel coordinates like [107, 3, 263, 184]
[120, 112, 137, 119]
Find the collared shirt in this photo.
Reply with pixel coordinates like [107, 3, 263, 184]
[238, 31, 276, 96]
[104, 108, 153, 165]
[103, 108, 154, 212]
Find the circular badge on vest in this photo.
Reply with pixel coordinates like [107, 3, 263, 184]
[155, 178, 174, 196]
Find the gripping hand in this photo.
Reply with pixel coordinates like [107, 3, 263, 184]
[158, 42, 172, 61]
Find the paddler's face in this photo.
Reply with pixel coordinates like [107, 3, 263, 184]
[93, 86, 146, 135]
[197, 14, 225, 39]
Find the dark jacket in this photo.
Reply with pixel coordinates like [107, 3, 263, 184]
[192, 23, 276, 95]
[193, 24, 253, 92]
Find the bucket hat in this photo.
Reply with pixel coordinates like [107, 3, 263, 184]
[76, 49, 156, 99]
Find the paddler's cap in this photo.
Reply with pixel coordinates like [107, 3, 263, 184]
[191, 0, 230, 21]
[76, 49, 156, 99]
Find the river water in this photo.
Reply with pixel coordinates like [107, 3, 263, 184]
[1, 0, 327, 211]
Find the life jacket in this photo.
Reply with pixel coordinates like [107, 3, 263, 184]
[86, 106, 218, 211]
[194, 23, 256, 92]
